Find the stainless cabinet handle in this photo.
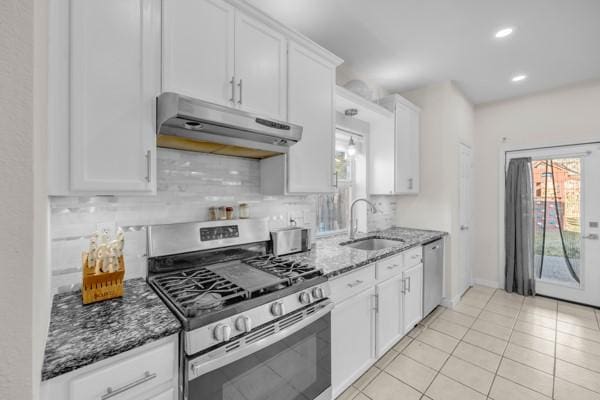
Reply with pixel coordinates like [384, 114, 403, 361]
[333, 172, 338, 188]
[407, 276, 411, 292]
[101, 371, 157, 400]
[408, 178, 413, 190]
[431, 245, 440, 250]
[237, 79, 243, 105]
[145, 150, 151, 183]
[460, 225, 469, 231]
[583, 234, 599, 240]
[387, 263, 401, 270]
[347, 279, 364, 288]
[229, 76, 235, 103]
[372, 294, 379, 313]
[401, 278, 407, 294]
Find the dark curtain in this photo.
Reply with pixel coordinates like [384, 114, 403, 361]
[505, 157, 535, 295]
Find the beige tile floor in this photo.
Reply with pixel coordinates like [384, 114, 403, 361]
[336, 286, 600, 400]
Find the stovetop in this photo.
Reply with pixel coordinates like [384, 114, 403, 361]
[148, 253, 325, 330]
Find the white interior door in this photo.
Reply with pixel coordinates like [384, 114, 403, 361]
[459, 144, 473, 294]
[507, 144, 600, 307]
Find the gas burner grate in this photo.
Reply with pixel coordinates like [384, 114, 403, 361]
[244, 255, 321, 283]
[151, 268, 249, 317]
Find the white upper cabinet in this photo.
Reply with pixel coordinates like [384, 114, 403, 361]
[163, 0, 286, 120]
[371, 94, 420, 195]
[286, 43, 337, 193]
[50, 0, 160, 194]
[162, 0, 235, 106]
[234, 13, 287, 120]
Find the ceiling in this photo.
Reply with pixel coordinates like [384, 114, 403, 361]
[249, 0, 600, 104]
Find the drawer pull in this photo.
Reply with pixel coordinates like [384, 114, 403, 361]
[101, 371, 157, 400]
[347, 279, 364, 288]
[387, 263, 401, 270]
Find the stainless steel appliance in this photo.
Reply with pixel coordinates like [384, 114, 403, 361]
[270, 227, 312, 256]
[423, 239, 444, 316]
[147, 219, 331, 400]
[156, 92, 303, 159]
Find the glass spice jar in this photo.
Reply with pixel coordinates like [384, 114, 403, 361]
[226, 206, 234, 220]
[239, 203, 249, 219]
[218, 206, 227, 220]
[208, 207, 217, 221]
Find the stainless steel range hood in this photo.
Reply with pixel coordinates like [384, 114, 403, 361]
[156, 92, 302, 159]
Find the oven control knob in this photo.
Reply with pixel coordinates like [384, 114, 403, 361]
[312, 287, 324, 299]
[270, 302, 285, 317]
[213, 323, 232, 342]
[235, 316, 252, 333]
[299, 292, 311, 304]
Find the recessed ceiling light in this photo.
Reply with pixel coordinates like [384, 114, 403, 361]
[511, 74, 527, 82]
[495, 27, 514, 38]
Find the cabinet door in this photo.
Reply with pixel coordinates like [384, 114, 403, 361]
[376, 274, 404, 356]
[332, 287, 376, 397]
[287, 43, 336, 193]
[369, 114, 396, 195]
[163, 0, 235, 106]
[234, 13, 287, 120]
[145, 388, 175, 400]
[70, 0, 160, 193]
[403, 263, 424, 333]
[395, 105, 420, 194]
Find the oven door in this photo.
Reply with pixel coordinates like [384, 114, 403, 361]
[185, 301, 333, 400]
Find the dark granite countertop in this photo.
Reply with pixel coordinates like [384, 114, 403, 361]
[42, 278, 181, 381]
[283, 227, 447, 278]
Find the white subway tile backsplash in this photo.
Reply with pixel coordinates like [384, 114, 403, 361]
[49, 148, 398, 293]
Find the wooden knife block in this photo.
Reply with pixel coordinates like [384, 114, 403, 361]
[81, 252, 125, 305]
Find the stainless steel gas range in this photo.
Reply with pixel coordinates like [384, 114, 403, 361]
[147, 219, 332, 400]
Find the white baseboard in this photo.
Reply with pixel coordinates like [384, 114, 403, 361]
[441, 293, 462, 308]
[473, 278, 501, 289]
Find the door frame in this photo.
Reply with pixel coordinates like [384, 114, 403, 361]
[459, 143, 473, 294]
[497, 141, 600, 291]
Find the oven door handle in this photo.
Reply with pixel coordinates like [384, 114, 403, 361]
[189, 301, 334, 379]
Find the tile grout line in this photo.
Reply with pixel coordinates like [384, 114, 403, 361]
[418, 288, 495, 399]
[485, 288, 523, 399]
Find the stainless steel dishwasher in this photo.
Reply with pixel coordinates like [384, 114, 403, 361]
[423, 239, 444, 316]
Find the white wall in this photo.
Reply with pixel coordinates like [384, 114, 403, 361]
[0, 0, 49, 398]
[397, 82, 474, 302]
[473, 80, 600, 288]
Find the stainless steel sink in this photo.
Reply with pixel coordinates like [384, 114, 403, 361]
[341, 237, 405, 251]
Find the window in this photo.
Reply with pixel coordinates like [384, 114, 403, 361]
[315, 130, 365, 235]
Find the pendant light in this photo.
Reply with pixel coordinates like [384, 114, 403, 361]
[347, 137, 357, 157]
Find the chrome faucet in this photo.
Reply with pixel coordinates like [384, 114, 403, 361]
[349, 198, 378, 240]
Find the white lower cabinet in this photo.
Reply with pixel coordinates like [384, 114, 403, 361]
[41, 335, 178, 400]
[331, 247, 429, 397]
[402, 263, 424, 333]
[146, 388, 175, 400]
[375, 274, 404, 356]
[331, 286, 376, 398]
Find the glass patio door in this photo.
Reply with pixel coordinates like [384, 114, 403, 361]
[514, 144, 600, 306]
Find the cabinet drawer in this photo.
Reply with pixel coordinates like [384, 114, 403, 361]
[376, 254, 404, 281]
[404, 246, 423, 268]
[330, 264, 376, 303]
[70, 340, 176, 400]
